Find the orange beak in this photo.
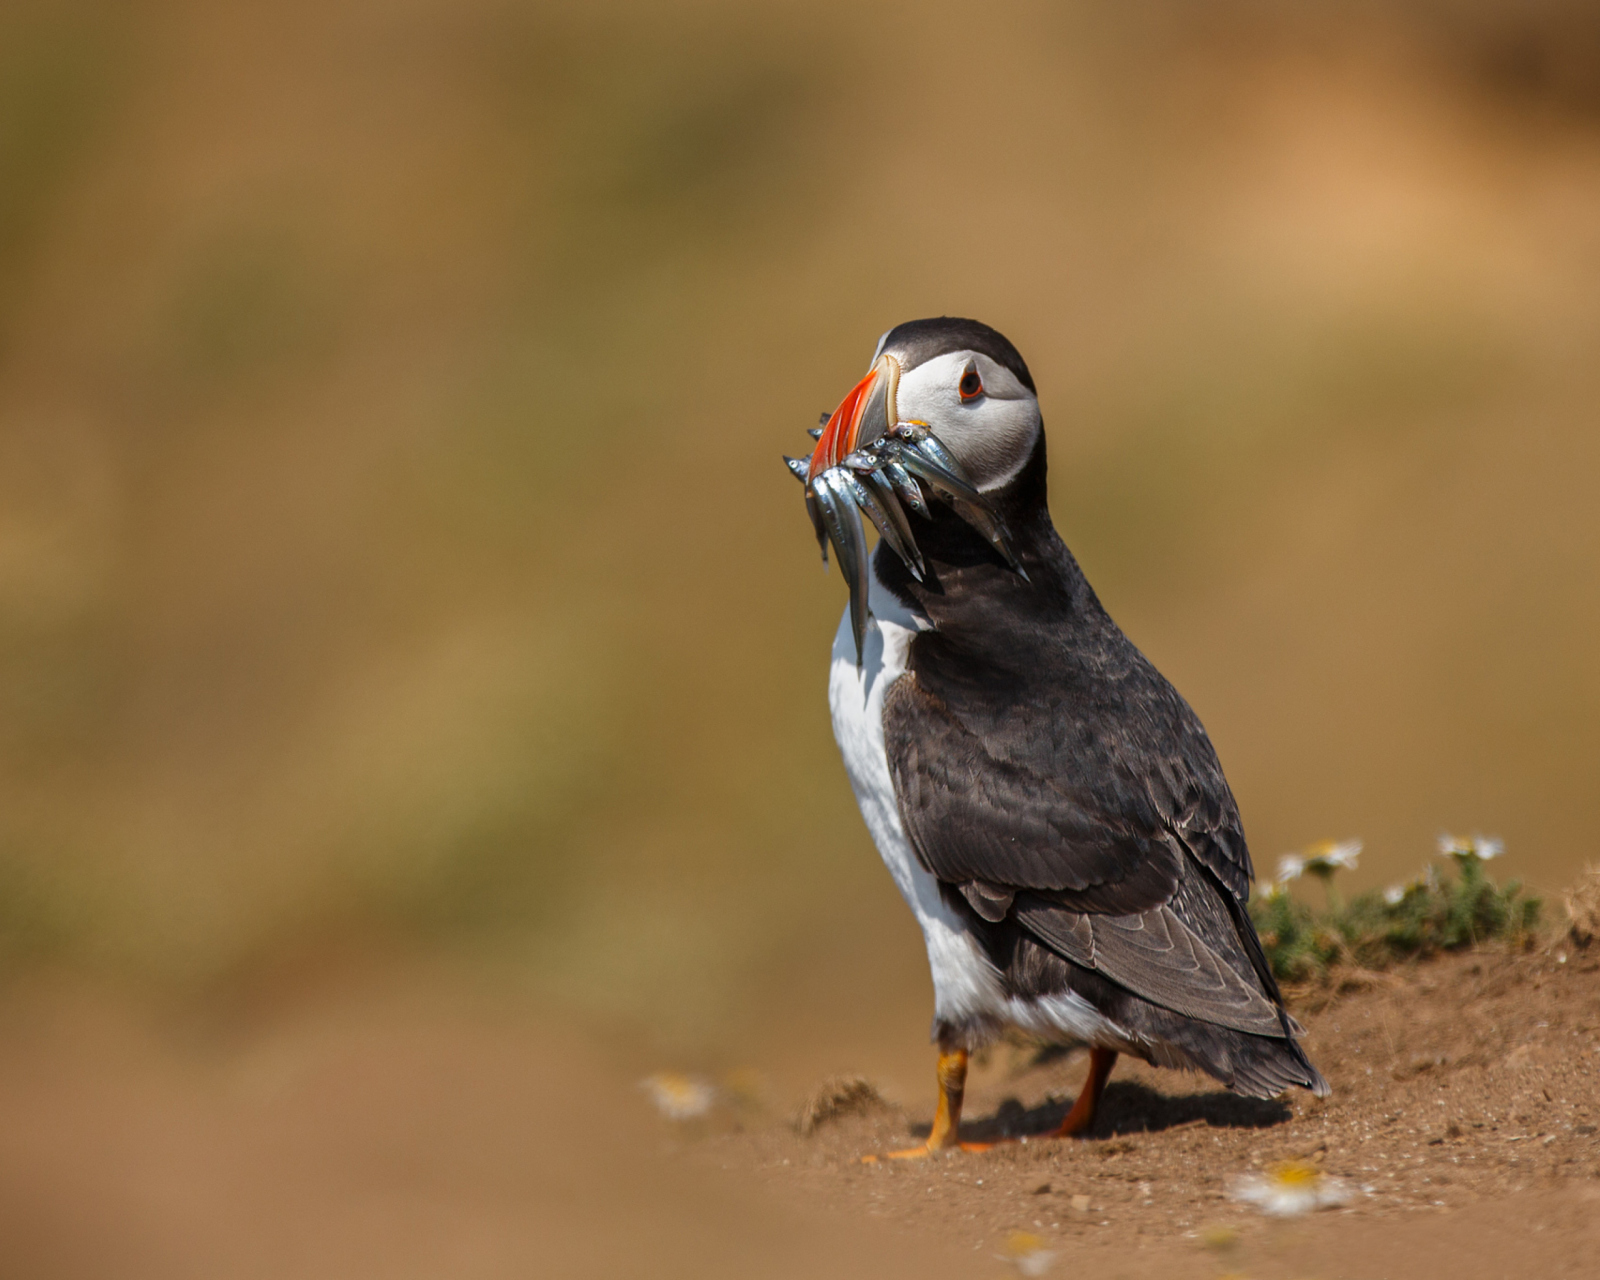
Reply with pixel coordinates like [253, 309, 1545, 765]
[808, 354, 900, 485]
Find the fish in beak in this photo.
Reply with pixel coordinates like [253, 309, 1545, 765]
[782, 355, 1025, 669]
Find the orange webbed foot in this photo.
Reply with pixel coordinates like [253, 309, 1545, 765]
[860, 1138, 996, 1163]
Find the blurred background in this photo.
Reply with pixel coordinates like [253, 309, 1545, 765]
[1, 0, 1599, 1270]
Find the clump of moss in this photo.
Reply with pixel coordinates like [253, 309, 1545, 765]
[1249, 835, 1541, 984]
[1250, 889, 1343, 984]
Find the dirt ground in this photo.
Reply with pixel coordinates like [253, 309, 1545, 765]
[0, 944, 1596, 1279]
[711, 944, 1600, 1278]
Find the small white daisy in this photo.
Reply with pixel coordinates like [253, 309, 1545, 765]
[997, 1231, 1056, 1276]
[1437, 832, 1503, 862]
[641, 1072, 716, 1121]
[1229, 1161, 1355, 1217]
[1277, 839, 1361, 884]
[1384, 871, 1430, 907]
[1302, 838, 1362, 875]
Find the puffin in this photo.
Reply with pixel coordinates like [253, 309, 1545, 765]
[784, 317, 1327, 1159]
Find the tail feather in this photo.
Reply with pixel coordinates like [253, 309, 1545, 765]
[997, 924, 1330, 1099]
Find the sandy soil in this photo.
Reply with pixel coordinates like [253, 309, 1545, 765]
[0, 963, 973, 1280]
[0, 945, 1595, 1278]
[712, 945, 1600, 1278]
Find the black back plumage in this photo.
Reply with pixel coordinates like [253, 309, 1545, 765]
[872, 402, 1326, 1096]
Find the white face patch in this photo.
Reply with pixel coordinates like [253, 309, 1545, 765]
[894, 350, 1041, 492]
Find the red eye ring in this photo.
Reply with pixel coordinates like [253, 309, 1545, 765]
[958, 369, 983, 401]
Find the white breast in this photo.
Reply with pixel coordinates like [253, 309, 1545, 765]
[827, 563, 1010, 1033]
[827, 561, 1138, 1052]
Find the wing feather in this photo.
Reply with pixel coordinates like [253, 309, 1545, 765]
[882, 631, 1285, 1034]
[1016, 896, 1285, 1036]
[886, 677, 1180, 914]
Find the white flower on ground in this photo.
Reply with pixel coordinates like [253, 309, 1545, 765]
[1229, 1161, 1355, 1217]
[1277, 839, 1361, 884]
[1384, 871, 1430, 907]
[1437, 832, 1503, 862]
[997, 1231, 1056, 1276]
[641, 1072, 716, 1120]
[1304, 838, 1362, 874]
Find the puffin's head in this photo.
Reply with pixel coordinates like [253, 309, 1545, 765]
[785, 317, 1039, 666]
[866, 317, 1041, 494]
[804, 317, 1041, 495]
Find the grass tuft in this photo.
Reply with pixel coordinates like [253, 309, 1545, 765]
[1250, 848, 1541, 984]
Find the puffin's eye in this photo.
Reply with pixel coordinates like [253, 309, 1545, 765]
[958, 369, 983, 401]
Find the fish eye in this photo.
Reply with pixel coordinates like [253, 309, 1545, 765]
[958, 369, 983, 401]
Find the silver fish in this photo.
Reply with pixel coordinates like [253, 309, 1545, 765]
[893, 445, 985, 507]
[805, 492, 828, 564]
[880, 459, 929, 517]
[896, 422, 964, 478]
[882, 433, 1024, 574]
[839, 447, 884, 472]
[812, 469, 872, 665]
[787, 404, 1027, 654]
[861, 469, 926, 579]
[840, 469, 924, 582]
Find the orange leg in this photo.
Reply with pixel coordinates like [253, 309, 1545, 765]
[861, 1044, 1118, 1163]
[865, 1047, 993, 1161]
[926, 1046, 975, 1151]
[1050, 1047, 1117, 1138]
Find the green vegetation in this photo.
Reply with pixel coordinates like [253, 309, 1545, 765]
[1251, 843, 1542, 984]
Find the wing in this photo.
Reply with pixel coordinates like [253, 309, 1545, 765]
[1013, 862, 1287, 1036]
[882, 662, 1252, 914]
[883, 651, 1287, 1032]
